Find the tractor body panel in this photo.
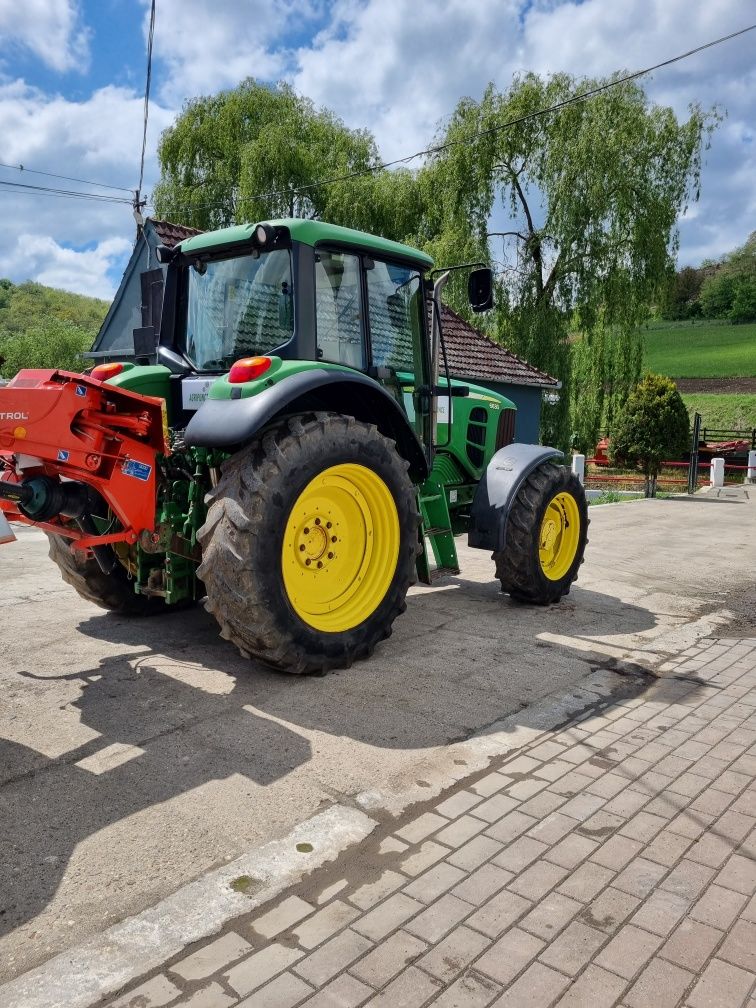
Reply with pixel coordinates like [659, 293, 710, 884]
[468, 443, 563, 553]
[184, 362, 429, 481]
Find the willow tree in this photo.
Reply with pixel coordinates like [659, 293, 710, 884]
[421, 74, 717, 449]
[153, 80, 380, 230]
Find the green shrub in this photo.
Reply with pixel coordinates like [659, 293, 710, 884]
[610, 374, 690, 497]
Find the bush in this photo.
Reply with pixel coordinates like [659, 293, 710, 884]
[610, 373, 690, 497]
[0, 319, 93, 377]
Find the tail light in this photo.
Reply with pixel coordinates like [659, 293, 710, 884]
[228, 356, 272, 383]
[91, 362, 125, 382]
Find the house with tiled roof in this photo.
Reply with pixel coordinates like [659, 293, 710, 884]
[91, 219, 558, 443]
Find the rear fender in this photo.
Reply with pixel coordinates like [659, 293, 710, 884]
[184, 368, 429, 482]
[468, 443, 563, 552]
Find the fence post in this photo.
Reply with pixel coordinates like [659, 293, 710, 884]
[710, 457, 725, 488]
[747, 450, 756, 485]
[0, 511, 15, 545]
[572, 454, 585, 485]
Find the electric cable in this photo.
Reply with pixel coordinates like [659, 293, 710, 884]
[0, 161, 133, 193]
[0, 178, 132, 203]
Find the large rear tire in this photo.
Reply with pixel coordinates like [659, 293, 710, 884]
[198, 412, 419, 674]
[494, 462, 588, 604]
[46, 534, 170, 615]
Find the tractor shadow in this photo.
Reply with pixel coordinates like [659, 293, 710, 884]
[0, 641, 311, 947]
[0, 581, 658, 957]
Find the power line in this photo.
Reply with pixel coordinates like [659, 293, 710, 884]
[0, 161, 133, 194]
[0, 178, 132, 204]
[155, 21, 756, 216]
[137, 0, 156, 205]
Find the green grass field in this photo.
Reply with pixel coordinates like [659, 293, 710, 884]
[643, 319, 756, 377]
[681, 393, 756, 431]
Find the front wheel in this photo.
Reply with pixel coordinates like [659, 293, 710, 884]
[494, 462, 588, 604]
[197, 412, 419, 673]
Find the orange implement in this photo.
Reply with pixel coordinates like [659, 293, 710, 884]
[0, 369, 168, 544]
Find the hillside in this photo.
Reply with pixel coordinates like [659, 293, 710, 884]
[643, 319, 756, 378]
[0, 279, 108, 378]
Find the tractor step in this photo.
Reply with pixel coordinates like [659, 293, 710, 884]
[416, 478, 459, 586]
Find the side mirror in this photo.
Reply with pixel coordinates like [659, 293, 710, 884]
[468, 267, 493, 313]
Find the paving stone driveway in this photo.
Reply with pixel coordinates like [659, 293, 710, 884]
[106, 634, 756, 1008]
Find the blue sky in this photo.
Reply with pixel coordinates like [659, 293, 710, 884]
[0, 0, 753, 300]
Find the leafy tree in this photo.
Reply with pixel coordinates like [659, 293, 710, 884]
[700, 232, 756, 321]
[154, 80, 379, 230]
[0, 280, 107, 377]
[420, 74, 718, 449]
[663, 265, 705, 319]
[0, 318, 94, 377]
[610, 373, 690, 497]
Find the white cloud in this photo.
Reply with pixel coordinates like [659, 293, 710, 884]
[0, 234, 132, 299]
[0, 0, 90, 73]
[148, 0, 323, 106]
[294, 0, 521, 161]
[0, 0, 753, 302]
[288, 0, 756, 264]
[0, 80, 174, 296]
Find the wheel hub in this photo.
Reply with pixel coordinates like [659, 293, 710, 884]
[295, 516, 338, 569]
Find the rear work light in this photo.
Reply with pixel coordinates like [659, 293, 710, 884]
[228, 356, 272, 383]
[90, 362, 125, 381]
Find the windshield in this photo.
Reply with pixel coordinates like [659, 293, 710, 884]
[184, 248, 294, 370]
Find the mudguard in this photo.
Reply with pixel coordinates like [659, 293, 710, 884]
[184, 368, 429, 482]
[468, 443, 563, 552]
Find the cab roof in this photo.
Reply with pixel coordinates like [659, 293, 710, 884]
[178, 218, 434, 270]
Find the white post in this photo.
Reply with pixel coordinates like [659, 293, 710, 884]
[0, 511, 15, 545]
[572, 453, 585, 486]
[710, 457, 725, 488]
[747, 450, 756, 485]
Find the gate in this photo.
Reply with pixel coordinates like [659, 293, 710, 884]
[687, 411, 702, 495]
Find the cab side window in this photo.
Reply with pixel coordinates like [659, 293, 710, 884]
[366, 261, 422, 373]
[315, 251, 365, 369]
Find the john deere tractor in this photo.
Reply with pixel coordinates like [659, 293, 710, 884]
[0, 219, 587, 673]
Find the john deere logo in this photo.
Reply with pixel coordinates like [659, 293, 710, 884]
[0, 412, 29, 421]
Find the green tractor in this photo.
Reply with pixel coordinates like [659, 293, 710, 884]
[0, 219, 587, 673]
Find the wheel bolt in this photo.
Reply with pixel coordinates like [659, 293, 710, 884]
[299, 544, 305, 551]
[303, 527, 309, 534]
[314, 517, 321, 525]
[317, 561, 323, 568]
[305, 558, 311, 566]
[327, 552, 334, 559]
[331, 535, 337, 543]
[326, 521, 332, 528]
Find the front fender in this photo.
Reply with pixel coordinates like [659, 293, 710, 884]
[468, 443, 563, 552]
[184, 368, 429, 482]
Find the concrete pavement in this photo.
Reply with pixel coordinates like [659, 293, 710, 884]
[0, 488, 754, 999]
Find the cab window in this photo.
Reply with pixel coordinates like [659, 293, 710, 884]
[366, 261, 422, 373]
[315, 251, 365, 369]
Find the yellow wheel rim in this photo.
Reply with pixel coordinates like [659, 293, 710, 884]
[282, 463, 400, 633]
[538, 491, 581, 581]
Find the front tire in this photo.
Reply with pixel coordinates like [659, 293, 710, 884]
[494, 462, 588, 604]
[198, 412, 419, 674]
